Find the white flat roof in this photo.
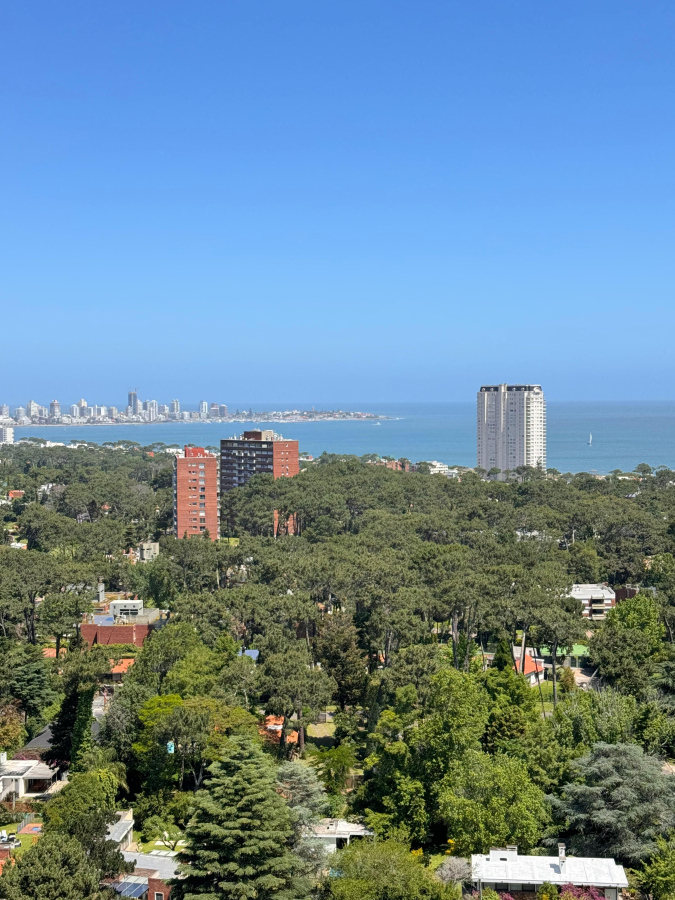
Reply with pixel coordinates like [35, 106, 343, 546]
[312, 818, 373, 839]
[472, 850, 628, 889]
[0, 760, 55, 780]
[571, 584, 616, 601]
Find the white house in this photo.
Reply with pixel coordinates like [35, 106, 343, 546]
[311, 818, 373, 852]
[471, 846, 628, 900]
[106, 809, 134, 850]
[0, 755, 59, 800]
[571, 584, 616, 621]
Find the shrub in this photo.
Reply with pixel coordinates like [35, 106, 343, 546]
[537, 882, 560, 900]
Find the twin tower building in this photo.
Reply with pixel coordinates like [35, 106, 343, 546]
[477, 384, 547, 474]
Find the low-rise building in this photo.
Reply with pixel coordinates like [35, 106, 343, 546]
[107, 809, 134, 850]
[0, 754, 59, 800]
[513, 651, 545, 687]
[471, 845, 627, 900]
[138, 541, 160, 562]
[120, 852, 178, 899]
[311, 818, 373, 852]
[571, 584, 616, 620]
[81, 611, 162, 648]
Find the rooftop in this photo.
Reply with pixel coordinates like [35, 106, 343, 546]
[571, 584, 616, 600]
[312, 818, 373, 839]
[122, 851, 178, 880]
[471, 848, 628, 888]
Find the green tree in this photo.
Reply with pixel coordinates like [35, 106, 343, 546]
[438, 750, 549, 854]
[128, 622, 200, 692]
[639, 834, 675, 900]
[315, 612, 367, 710]
[551, 742, 675, 865]
[308, 742, 357, 795]
[0, 702, 26, 751]
[46, 647, 111, 767]
[142, 815, 183, 850]
[70, 685, 95, 770]
[325, 839, 454, 900]
[262, 645, 336, 752]
[172, 736, 308, 899]
[590, 620, 655, 699]
[0, 832, 114, 899]
[43, 770, 130, 878]
[38, 590, 89, 658]
[0, 641, 54, 727]
[277, 761, 330, 878]
[162, 644, 223, 698]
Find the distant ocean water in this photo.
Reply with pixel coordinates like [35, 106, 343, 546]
[13, 402, 675, 475]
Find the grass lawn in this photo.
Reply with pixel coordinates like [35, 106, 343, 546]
[0, 823, 41, 858]
[132, 829, 184, 853]
[307, 721, 335, 739]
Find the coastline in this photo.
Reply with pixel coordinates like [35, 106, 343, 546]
[12, 416, 393, 429]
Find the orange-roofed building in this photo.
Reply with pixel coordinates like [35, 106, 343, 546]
[8, 491, 25, 500]
[260, 715, 298, 746]
[514, 652, 545, 687]
[110, 658, 135, 682]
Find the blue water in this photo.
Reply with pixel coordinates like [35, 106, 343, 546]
[13, 402, 675, 474]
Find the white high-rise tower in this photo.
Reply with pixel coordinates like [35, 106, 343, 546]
[477, 383, 546, 473]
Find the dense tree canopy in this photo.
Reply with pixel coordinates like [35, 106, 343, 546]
[4, 443, 675, 896]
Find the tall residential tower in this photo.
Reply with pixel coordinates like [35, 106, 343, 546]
[173, 446, 220, 540]
[477, 384, 546, 473]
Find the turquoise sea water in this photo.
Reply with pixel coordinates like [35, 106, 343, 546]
[13, 402, 675, 475]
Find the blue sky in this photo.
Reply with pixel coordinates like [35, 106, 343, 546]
[2, 1, 675, 407]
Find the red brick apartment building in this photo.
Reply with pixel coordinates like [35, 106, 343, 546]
[220, 431, 299, 492]
[173, 446, 219, 539]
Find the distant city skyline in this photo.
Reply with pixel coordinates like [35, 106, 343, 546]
[0, 392, 382, 427]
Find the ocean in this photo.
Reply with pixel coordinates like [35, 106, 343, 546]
[12, 402, 675, 475]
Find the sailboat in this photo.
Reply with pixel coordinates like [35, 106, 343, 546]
[588, 433, 593, 446]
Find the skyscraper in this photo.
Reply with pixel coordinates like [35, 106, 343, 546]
[477, 384, 546, 474]
[128, 389, 139, 415]
[199, 401, 208, 417]
[49, 400, 61, 418]
[170, 399, 180, 415]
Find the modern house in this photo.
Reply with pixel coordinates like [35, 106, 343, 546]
[0, 754, 60, 800]
[311, 818, 373, 852]
[471, 846, 628, 900]
[571, 584, 616, 620]
[107, 809, 134, 851]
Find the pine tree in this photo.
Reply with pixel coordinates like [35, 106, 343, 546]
[0, 832, 112, 899]
[173, 736, 308, 899]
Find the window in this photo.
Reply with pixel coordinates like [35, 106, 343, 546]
[199, 503, 205, 508]
[155, 893, 165, 900]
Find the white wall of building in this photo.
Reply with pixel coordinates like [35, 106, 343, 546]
[477, 384, 546, 473]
